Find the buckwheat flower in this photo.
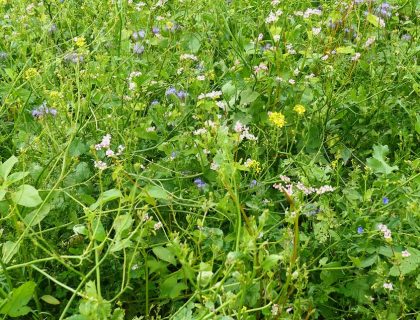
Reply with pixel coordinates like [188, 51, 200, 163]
[257, 33, 263, 41]
[193, 128, 207, 135]
[131, 264, 139, 270]
[94, 160, 107, 171]
[273, 34, 280, 42]
[265, 11, 279, 24]
[197, 75, 206, 81]
[234, 121, 244, 133]
[293, 104, 306, 115]
[254, 62, 268, 73]
[133, 43, 144, 55]
[210, 161, 219, 171]
[146, 126, 156, 132]
[105, 149, 115, 157]
[194, 178, 206, 189]
[357, 226, 364, 234]
[288, 79, 295, 85]
[116, 145, 125, 155]
[351, 52, 361, 61]
[312, 27, 321, 35]
[268, 111, 286, 128]
[364, 37, 376, 47]
[383, 282, 393, 291]
[321, 54, 329, 61]
[280, 175, 291, 183]
[0, 52, 8, 60]
[382, 197, 389, 204]
[401, 250, 410, 258]
[154, 221, 163, 230]
[271, 304, 279, 316]
[216, 101, 227, 111]
[316, 185, 334, 194]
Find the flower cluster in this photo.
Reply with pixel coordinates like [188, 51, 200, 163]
[194, 178, 206, 189]
[180, 53, 198, 61]
[377, 223, 392, 240]
[265, 9, 283, 24]
[273, 176, 335, 197]
[383, 282, 393, 291]
[293, 104, 306, 115]
[244, 159, 261, 173]
[24, 68, 39, 80]
[94, 134, 124, 157]
[198, 91, 222, 100]
[64, 52, 84, 64]
[268, 111, 286, 128]
[127, 71, 142, 91]
[165, 87, 188, 100]
[31, 102, 57, 118]
[233, 121, 258, 141]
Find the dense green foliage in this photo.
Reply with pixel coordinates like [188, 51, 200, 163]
[0, 0, 419, 319]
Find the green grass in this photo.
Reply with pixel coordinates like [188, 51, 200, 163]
[0, 0, 419, 319]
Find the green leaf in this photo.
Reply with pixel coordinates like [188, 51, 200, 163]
[89, 189, 122, 210]
[91, 218, 106, 242]
[0, 156, 18, 180]
[336, 46, 355, 54]
[110, 308, 125, 320]
[0, 281, 36, 317]
[41, 295, 60, 305]
[143, 185, 170, 203]
[2, 241, 20, 264]
[366, 145, 398, 174]
[23, 203, 51, 227]
[240, 89, 259, 105]
[11, 184, 43, 207]
[367, 13, 382, 28]
[261, 254, 282, 271]
[6, 171, 29, 185]
[113, 214, 133, 236]
[0, 189, 6, 201]
[69, 138, 89, 157]
[152, 246, 176, 265]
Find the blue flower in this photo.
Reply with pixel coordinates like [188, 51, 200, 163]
[31, 102, 57, 118]
[133, 43, 144, 55]
[382, 197, 389, 205]
[357, 226, 364, 234]
[250, 179, 257, 188]
[152, 27, 160, 34]
[194, 178, 206, 189]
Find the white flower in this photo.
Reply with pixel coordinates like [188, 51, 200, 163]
[154, 221, 163, 230]
[273, 34, 280, 42]
[383, 282, 393, 291]
[234, 121, 244, 133]
[94, 160, 107, 171]
[210, 161, 219, 171]
[271, 304, 279, 315]
[401, 250, 411, 258]
[351, 52, 361, 61]
[193, 128, 207, 135]
[105, 149, 115, 157]
[146, 126, 156, 132]
[364, 37, 375, 47]
[197, 75, 205, 81]
[321, 54, 329, 61]
[312, 27, 321, 35]
[288, 79, 296, 85]
[180, 53, 198, 61]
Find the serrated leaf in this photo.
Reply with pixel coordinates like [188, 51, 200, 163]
[366, 145, 398, 174]
[0, 156, 18, 180]
[41, 295, 60, 305]
[0, 281, 36, 317]
[11, 185, 42, 207]
[152, 246, 176, 265]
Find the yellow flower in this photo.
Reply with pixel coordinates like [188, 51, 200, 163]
[268, 111, 286, 128]
[293, 104, 306, 115]
[244, 159, 261, 173]
[74, 36, 86, 47]
[24, 68, 39, 80]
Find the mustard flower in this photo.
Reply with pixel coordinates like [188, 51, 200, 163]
[294, 104, 306, 115]
[268, 111, 286, 128]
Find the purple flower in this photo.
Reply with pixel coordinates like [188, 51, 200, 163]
[31, 102, 57, 118]
[165, 87, 177, 96]
[133, 43, 144, 55]
[138, 30, 146, 38]
[152, 27, 160, 35]
[357, 226, 364, 234]
[382, 197, 389, 205]
[402, 34, 412, 41]
[151, 100, 159, 106]
[64, 52, 84, 64]
[250, 179, 257, 188]
[176, 90, 187, 100]
[194, 178, 206, 189]
[48, 23, 57, 33]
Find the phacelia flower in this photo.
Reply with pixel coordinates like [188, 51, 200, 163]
[154, 221, 163, 230]
[133, 43, 145, 55]
[293, 104, 306, 115]
[268, 111, 286, 128]
[382, 197, 389, 204]
[194, 178, 206, 189]
[31, 102, 57, 118]
[357, 226, 364, 234]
